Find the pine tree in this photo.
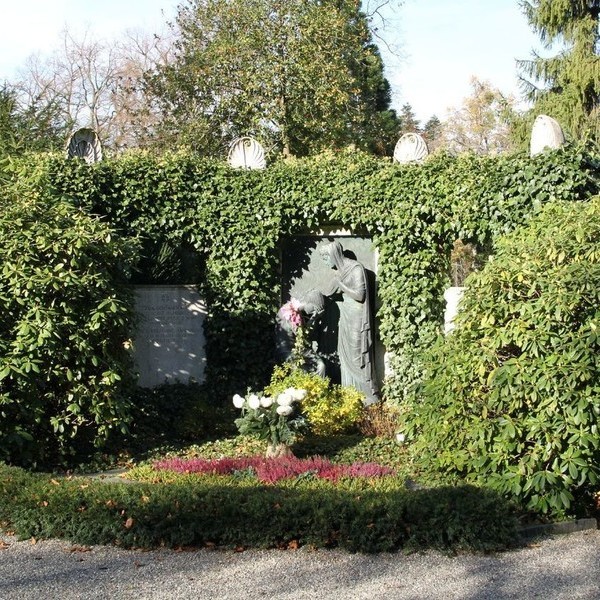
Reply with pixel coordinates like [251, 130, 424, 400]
[398, 103, 420, 134]
[518, 0, 600, 139]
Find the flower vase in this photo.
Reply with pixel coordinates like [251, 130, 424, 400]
[266, 443, 293, 458]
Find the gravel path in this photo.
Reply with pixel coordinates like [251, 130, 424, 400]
[1, 529, 599, 599]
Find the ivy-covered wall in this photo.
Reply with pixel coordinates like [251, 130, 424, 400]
[20, 144, 600, 403]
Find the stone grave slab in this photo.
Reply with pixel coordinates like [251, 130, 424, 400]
[133, 285, 206, 387]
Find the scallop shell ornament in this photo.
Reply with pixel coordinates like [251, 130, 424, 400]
[393, 133, 429, 164]
[65, 128, 103, 164]
[227, 137, 266, 170]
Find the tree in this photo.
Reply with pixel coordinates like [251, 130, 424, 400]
[14, 27, 172, 151]
[518, 0, 600, 139]
[421, 115, 443, 152]
[398, 102, 420, 134]
[0, 84, 66, 180]
[442, 77, 517, 155]
[144, 0, 400, 157]
[16, 29, 117, 143]
[109, 29, 175, 149]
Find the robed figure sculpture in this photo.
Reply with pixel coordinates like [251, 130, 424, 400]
[319, 241, 379, 405]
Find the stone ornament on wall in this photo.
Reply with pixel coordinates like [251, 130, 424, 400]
[65, 128, 103, 164]
[530, 115, 565, 157]
[227, 136, 266, 169]
[393, 133, 429, 164]
[443, 286, 465, 334]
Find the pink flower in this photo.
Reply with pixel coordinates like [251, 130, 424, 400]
[280, 298, 302, 330]
[153, 456, 396, 484]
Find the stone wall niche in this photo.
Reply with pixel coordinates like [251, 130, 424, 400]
[280, 234, 385, 393]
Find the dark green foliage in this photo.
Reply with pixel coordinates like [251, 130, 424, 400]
[0, 85, 67, 160]
[0, 191, 138, 468]
[121, 383, 237, 450]
[404, 198, 600, 517]
[0, 463, 518, 553]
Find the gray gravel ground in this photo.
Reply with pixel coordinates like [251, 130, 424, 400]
[1, 529, 599, 599]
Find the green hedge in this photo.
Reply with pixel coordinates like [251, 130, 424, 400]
[10, 145, 600, 403]
[0, 464, 518, 553]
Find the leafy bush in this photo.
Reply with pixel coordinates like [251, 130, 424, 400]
[265, 364, 364, 435]
[0, 463, 518, 553]
[0, 193, 138, 467]
[404, 198, 600, 516]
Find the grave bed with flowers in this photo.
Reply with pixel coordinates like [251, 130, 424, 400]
[0, 293, 521, 553]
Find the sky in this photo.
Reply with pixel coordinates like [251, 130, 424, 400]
[0, 0, 545, 124]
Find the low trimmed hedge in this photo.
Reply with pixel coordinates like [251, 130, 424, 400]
[0, 464, 517, 553]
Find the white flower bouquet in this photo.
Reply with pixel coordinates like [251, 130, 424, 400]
[232, 387, 308, 451]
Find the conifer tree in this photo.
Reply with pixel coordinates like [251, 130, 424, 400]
[518, 0, 600, 139]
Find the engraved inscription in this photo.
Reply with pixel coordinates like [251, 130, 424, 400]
[134, 286, 207, 387]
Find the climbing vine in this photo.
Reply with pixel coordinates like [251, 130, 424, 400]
[11, 143, 600, 402]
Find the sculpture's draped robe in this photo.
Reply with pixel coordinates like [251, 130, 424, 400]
[327, 242, 379, 404]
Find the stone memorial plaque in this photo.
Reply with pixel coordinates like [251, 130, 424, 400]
[281, 235, 384, 388]
[134, 285, 207, 387]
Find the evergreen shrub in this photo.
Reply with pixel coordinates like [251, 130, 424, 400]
[404, 198, 600, 516]
[0, 192, 138, 467]
[0, 463, 518, 553]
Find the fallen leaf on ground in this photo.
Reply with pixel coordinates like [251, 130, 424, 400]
[66, 545, 92, 553]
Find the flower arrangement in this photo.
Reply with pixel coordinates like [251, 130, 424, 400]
[279, 298, 303, 330]
[233, 388, 308, 456]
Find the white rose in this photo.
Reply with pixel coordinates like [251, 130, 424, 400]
[260, 396, 273, 408]
[277, 392, 293, 407]
[232, 394, 245, 409]
[247, 394, 261, 410]
[291, 388, 307, 401]
[276, 405, 293, 416]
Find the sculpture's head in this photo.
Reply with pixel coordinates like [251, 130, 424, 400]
[319, 241, 344, 269]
